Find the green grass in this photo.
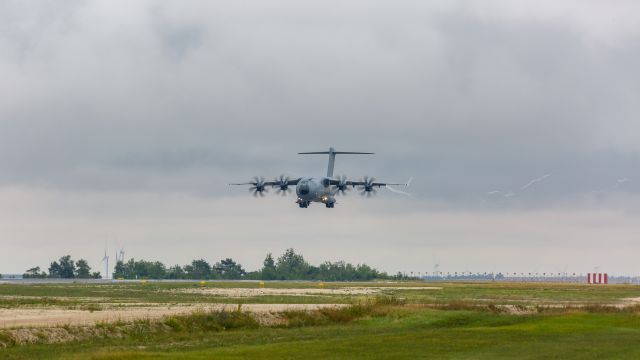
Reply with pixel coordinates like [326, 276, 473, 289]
[3, 306, 640, 359]
[0, 282, 354, 307]
[392, 282, 640, 305]
[2, 281, 640, 359]
[2, 281, 639, 307]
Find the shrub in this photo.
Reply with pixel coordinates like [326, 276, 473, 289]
[283, 304, 380, 327]
[164, 317, 182, 331]
[372, 295, 406, 306]
[0, 332, 16, 348]
[172, 310, 259, 332]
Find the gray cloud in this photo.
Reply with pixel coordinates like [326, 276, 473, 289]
[1, 1, 640, 274]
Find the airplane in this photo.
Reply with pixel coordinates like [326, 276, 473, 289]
[229, 147, 409, 208]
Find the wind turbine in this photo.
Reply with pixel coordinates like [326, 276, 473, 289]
[102, 249, 109, 280]
[114, 245, 125, 263]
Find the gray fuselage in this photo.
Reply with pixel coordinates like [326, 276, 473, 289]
[296, 177, 334, 205]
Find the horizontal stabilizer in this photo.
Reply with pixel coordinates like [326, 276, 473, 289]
[298, 147, 374, 177]
[298, 151, 374, 155]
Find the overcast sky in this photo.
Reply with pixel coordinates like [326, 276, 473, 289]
[2, 0, 640, 276]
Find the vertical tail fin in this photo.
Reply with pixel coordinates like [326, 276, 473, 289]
[327, 149, 336, 177]
[298, 147, 374, 177]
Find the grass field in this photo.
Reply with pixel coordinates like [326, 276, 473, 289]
[2, 281, 639, 306]
[1, 281, 640, 359]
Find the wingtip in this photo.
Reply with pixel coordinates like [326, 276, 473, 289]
[405, 177, 413, 187]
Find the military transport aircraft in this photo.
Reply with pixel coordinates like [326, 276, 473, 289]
[230, 147, 409, 208]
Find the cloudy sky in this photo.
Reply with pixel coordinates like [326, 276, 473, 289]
[1, 0, 640, 276]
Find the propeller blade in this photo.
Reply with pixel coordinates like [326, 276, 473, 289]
[334, 175, 350, 195]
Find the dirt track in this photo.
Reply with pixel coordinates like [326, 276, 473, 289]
[0, 303, 346, 328]
[175, 286, 442, 297]
[0, 286, 442, 328]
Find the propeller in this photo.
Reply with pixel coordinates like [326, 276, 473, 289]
[249, 176, 267, 197]
[334, 175, 350, 196]
[359, 176, 377, 197]
[274, 174, 292, 196]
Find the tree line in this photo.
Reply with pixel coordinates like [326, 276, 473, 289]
[257, 249, 388, 281]
[23, 255, 101, 279]
[114, 248, 392, 280]
[113, 257, 246, 280]
[25, 249, 393, 281]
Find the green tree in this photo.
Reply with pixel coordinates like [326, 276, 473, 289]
[113, 260, 126, 279]
[185, 259, 211, 279]
[23, 266, 47, 279]
[112, 259, 166, 279]
[133, 260, 166, 279]
[214, 258, 245, 279]
[57, 255, 75, 278]
[276, 248, 310, 280]
[48, 261, 62, 278]
[355, 264, 380, 280]
[49, 255, 76, 279]
[261, 253, 277, 280]
[48, 255, 76, 278]
[75, 259, 92, 278]
[166, 264, 185, 279]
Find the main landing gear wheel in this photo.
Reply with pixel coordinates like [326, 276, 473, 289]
[297, 200, 310, 208]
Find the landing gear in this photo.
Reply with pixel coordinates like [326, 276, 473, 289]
[297, 199, 310, 208]
[322, 195, 336, 208]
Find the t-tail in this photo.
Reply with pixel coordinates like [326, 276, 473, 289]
[298, 147, 374, 177]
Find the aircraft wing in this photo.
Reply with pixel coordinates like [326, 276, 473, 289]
[349, 181, 404, 188]
[326, 179, 405, 188]
[229, 177, 300, 197]
[229, 181, 276, 186]
[228, 178, 300, 187]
